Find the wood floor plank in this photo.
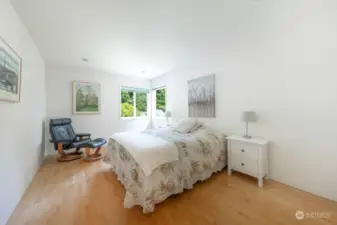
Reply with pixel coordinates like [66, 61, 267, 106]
[7, 156, 337, 225]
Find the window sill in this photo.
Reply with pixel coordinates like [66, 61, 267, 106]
[120, 117, 149, 120]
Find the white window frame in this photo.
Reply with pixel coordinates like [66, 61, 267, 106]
[152, 86, 166, 118]
[120, 86, 149, 119]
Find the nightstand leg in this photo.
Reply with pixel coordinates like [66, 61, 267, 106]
[228, 168, 232, 175]
[258, 177, 263, 187]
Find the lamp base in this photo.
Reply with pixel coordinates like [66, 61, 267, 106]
[243, 134, 252, 139]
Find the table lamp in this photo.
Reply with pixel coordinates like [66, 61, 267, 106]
[241, 111, 257, 139]
[165, 111, 172, 126]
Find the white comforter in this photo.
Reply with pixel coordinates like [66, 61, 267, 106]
[110, 132, 179, 176]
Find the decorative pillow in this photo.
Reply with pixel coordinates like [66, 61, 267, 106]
[188, 121, 204, 133]
[172, 118, 198, 133]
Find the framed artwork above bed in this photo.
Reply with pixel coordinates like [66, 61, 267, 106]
[72, 81, 101, 114]
[188, 74, 215, 117]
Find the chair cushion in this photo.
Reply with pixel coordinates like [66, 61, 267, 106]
[51, 124, 76, 142]
[50, 118, 72, 126]
[71, 138, 91, 148]
[82, 138, 107, 148]
[49, 118, 76, 143]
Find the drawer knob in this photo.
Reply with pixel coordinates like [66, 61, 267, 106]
[241, 162, 245, 166]
[241, 149, 245, 152]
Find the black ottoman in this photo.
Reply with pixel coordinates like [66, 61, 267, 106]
[82, 138, 107, 162]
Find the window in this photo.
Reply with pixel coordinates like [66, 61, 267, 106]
[152, 87, 166, 117]
[121, 87, 149, 118]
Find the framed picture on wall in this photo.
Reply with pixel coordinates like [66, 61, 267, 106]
[0, 36, 22, 102]
[72, 81, 101, 114]
[188, 74, 215, 117]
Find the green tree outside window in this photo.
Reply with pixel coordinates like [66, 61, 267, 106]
[121, 89, 148, 117]
[156, 88, 166, 116]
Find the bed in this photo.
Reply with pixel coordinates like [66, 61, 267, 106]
[104, 124, 227, 213]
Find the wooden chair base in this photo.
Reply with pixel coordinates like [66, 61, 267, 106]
[57, 154, 82, 162]
[66, 151, 83, 156]
[55, 143, 104, 162]
[83, 147, 104, 162]
[83, 154, 104, 162]
[57, 143, 83, 162]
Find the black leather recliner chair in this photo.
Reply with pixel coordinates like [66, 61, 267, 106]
[49, 118, 107, 162]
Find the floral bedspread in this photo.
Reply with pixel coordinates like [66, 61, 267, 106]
[104, 126, 227, 213]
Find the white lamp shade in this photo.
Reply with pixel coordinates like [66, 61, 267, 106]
[165, 111, 172, 117]
[241, 111, 257, 122]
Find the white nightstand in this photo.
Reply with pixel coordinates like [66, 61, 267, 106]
[227, 135, 269, 187]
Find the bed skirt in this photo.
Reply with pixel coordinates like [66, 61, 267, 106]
[105, 137, 227, 213]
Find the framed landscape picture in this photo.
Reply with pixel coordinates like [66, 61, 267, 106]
[72, 81, 101, 114]
[0, 37, 22, 102]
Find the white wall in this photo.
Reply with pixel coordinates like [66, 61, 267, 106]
[0, 1, 46, 224]
[45, 63, 151, 154]
[152, 0, 337, 201]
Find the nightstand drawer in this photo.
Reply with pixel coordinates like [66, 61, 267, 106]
[230, 141, 258, 160]
[231, 155, 258, 177]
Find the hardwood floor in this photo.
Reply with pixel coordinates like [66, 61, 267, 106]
[7, 156, 337, 225]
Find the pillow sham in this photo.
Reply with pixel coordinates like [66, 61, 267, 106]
[172, 118, 198, 133]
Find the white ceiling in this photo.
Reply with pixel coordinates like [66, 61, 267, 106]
[11, 0, 261, 79]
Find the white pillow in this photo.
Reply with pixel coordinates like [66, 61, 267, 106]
[173, 118, 198, 133]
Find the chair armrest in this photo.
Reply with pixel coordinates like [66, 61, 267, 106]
[75, 133, 91, 139]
